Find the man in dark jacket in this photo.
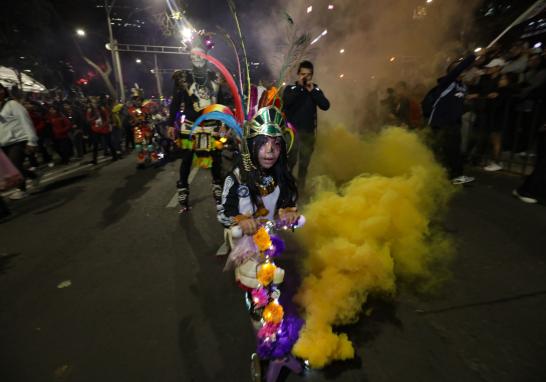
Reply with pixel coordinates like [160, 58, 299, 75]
[283, 60, 330, 191]
[426, 53, 477, 184]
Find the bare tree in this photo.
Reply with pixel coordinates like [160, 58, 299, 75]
[81, 57, 118, 99]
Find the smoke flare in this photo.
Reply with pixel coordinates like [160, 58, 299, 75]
[293, 126, 455, 367]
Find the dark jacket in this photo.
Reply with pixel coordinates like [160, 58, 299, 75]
[429, 54, 476, 127]
[282, 83, 330, 134]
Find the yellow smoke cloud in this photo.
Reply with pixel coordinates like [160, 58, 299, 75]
[292, 126, 455, 368]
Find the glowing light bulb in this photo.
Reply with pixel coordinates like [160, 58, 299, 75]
[328, 4, 334, 10]
[181, 27, 193, 41]
[340, 48, 345, 53]
[307, 5, 312, 13]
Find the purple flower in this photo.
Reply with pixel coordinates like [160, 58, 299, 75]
[257, 316, 303, 359]
[265, 235, 286, 258]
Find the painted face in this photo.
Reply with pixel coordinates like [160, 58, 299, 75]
[190, 49, 206, 68]
[258, 136, 282, 169]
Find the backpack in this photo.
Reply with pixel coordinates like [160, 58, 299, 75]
[421, 82, 456, 125]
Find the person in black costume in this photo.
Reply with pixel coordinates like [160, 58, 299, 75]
[167, 45, 225, 212]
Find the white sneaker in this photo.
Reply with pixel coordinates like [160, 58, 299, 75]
[512, 189, 538, 204]
[484, 162, 503, 172]
[451, 175, 475, 185]
[8, 189, 28, 200]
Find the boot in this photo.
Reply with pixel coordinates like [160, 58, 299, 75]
[212, 183, 222, 205]
[177, 182, 190, 212]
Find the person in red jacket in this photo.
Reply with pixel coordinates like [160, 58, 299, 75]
[86, 96, 118, 165]
[47, 105, 73, 164]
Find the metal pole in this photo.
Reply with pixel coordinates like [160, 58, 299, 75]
[113, 41, 125, 101]
[153, 54, 162, 98]
[105, 0, 125, 101]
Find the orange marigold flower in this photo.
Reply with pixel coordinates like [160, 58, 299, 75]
[262, 301, 284, 324]
[253, 227, 272, 251]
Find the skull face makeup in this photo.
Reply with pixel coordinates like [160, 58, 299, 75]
[190, 48, 207, 68]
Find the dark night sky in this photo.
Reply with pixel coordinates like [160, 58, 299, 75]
[3, 0, 542, 95]
[44, 0, 277, 95]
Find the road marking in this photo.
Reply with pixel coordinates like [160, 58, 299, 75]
[166, 166, 200, 208]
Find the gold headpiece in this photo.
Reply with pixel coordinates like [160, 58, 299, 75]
[244, 106, 286, 139]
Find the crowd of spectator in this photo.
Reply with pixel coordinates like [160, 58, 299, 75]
[365, 40, 545, 202]
[0, 85, 150, 206]
[375, 41, 545, 167]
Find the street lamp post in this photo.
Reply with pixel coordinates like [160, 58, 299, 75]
[153, 54, 162, 98]
[105, 0, 125, 101]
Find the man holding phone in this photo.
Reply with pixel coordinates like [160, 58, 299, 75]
[282, 61, 330, 192]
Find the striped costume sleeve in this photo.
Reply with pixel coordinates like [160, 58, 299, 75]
[217, 174, 240, 227]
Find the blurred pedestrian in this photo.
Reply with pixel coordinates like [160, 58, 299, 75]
[502, 41, 529, 75]
[86, 97, 118, 164]
[110, 100, 125, 157]
[47, 105, 73, 164]
[513, 108, 546, 204]
[123, 100, 135, 152]
[467, 58, 505, 168]
[423, 53, 477, 185]
[0, 84, 39, 199]
[394, 81, 411, 127]
[282, 60, 330, 191]
[63, 102, 85, 159]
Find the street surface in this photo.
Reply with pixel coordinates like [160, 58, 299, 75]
[1, 155, 545, 382]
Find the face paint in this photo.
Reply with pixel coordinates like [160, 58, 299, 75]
[190, 49, 206, 68]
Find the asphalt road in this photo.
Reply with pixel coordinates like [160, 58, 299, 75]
[1, 156, 545, 382]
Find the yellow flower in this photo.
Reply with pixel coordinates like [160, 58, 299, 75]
[257, 262, 276, 286]
[262, 301, 284, 324]
[253, 227, 272, 252]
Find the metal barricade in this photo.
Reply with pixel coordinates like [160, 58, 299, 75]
[503, 98, 543, 175]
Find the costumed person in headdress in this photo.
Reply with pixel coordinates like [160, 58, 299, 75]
[167, 36, 226, 212]
[128, 86, 162, 168]
[188, 48, 304, 380]
[222, 107, 305, 382]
